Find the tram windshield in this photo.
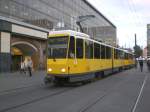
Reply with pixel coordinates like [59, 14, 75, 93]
[48, 36, 68, 59]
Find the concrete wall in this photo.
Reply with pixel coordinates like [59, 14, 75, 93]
[0, 32, 11, 72]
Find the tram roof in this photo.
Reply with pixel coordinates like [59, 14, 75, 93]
[49, 30, 90, 38]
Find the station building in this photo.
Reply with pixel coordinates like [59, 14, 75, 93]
[0, 0, 116, 72]
[147, 24, 150, 57]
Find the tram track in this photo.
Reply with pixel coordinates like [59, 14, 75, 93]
[0, 72, 131, 112]
[0, 83, 46, 96]
[77, 73, 144, 112]
[78, 83, 122, 112]
[0, 69, 144, 112]
[0, 86, 75, 112]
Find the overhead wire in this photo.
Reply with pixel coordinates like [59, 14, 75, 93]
[126, 0, 142, 27]
[126, 0, 146, 47]
[130, 0, 143, 26]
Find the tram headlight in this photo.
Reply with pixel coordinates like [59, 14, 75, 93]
[48, 68, 52, 72]
[61, 68, 66, 72]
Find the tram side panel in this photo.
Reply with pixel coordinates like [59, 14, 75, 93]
[113, 49, 123, 71]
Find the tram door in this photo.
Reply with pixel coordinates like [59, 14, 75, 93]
[76, 38, 84, 72]
[68, 36, 84, 74]
[68, 36, 75, 74]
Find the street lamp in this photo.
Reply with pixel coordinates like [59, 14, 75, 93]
[76, 15, 95, 33]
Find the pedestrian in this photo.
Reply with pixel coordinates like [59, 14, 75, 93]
[20, 60, 26, 74]
[69, 51, 75, 58]
[135, 58, 138, 69]
[27, 58, 33, 77]
[138, 56, 144, 72]
[147, 58, 150, 72]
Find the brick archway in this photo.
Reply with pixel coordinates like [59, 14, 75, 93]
[11, 41, 38, 52]
[11, 41, 39, 71]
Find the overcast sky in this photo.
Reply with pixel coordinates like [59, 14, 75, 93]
[88, 0, 149, 49]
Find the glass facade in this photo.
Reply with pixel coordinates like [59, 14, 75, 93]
[0, 0, 116, 46]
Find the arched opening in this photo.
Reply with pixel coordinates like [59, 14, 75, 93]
[11, 41, 38, 71]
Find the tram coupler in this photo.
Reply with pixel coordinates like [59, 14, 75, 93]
[44, 75, 52, 84]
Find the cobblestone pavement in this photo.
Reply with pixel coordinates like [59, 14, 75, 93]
[0, 71, 46, 93]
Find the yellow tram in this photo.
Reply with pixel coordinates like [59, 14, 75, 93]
[45, 30, 135, 84]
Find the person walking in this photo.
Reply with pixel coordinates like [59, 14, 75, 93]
[138, 56, 144, 72]
[20, 60, 26, 74]
[135, 58, 138, 69]
[27, 58, 33, 77]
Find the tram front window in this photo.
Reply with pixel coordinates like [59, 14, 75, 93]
[48, 37, 68, 59]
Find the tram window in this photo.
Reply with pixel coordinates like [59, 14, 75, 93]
[116, 49, 119, 59]
[125, 53, 128, 59]
[128, 54, 130, 59]
[101, 45, 105, 59]
[130, 54, 132, 59]
[127, 54, 129, 59]
[119, 51, 123, 59]
[124, 53, 126, 59]
[119, 50, 123, 59]
[130, 54, 133, 59]
[132, 55, 134, 59]
[129, 54, 133, 59]
[118, 50, 120, 59]
[69, 36, 75, 58]
[129, 54, 131, 59]
[85, 40, 90, 58]
[76, 38, 83, 58]
[89, 41, 93, 59]
[114, 49, 116, 59]
[48, 37, 68, 59]
[94, 43, 100, 59]
[114, 49, 119, 59]
[127, 53, 129, 59]
[106, 46, 111, 59]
